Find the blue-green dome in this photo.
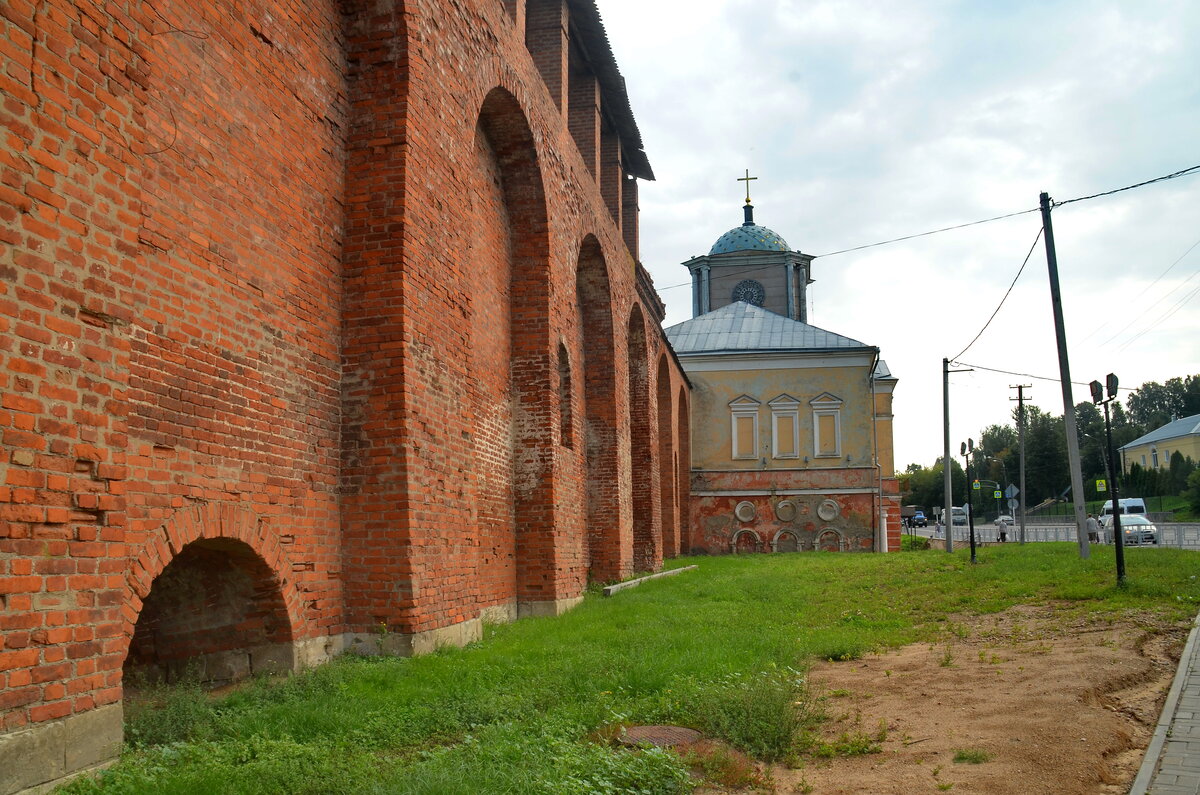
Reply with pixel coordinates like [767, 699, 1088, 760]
[709, 224, 790, 255]
[709, 203, 790, 255]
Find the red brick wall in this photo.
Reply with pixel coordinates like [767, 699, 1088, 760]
[1, 0, 692, 759]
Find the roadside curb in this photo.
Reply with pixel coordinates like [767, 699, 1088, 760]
[1128, 608, 1200, 794]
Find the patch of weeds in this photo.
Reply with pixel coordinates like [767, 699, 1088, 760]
[811, 729, 883, 758]
[827, 689, 852, 698]
[938, 783, 955, 791]
[680, 739, 773, 791]
[676, 666, 816, 762]
[939, 646, 955, 667]
[823, 646, 863, 662]
[122, 669, 219, 747]
[953, 748, 991, 764]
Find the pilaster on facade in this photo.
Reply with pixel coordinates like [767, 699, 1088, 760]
[525, 0, 569, 111]
[600, 124, 624, 228]
[567, 43, 601, 176]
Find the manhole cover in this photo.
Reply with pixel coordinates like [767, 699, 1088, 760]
[617, 725, 702, 748]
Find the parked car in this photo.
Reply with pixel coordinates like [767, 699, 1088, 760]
[994, 514, 1014, 525]
[912, 511, 927, 528]
[1099, 498, 1147, 522]
[1101, 513, 1158, 545]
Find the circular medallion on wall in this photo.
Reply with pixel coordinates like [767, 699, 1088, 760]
[734, 501, 757, 522]
[731, 279, 766, 306]
[775, 500, 798, 522]
[817, 499, 840, 522]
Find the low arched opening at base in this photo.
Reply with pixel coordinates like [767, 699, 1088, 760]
[125, 538, 295, 687]
[731, 529, 761, 554]
[772, 530, 800, 552]
[817, 529, 844, 552]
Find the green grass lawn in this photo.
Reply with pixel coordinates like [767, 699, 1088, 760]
[66, 545, 1200, 794]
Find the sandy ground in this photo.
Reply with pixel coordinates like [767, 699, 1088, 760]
[768, 604, 1189, 795]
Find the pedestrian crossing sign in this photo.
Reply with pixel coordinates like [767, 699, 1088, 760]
[1097, 479, 1107, 492]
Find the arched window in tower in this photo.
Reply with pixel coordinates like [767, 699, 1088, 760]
[558, 342, 573, 449]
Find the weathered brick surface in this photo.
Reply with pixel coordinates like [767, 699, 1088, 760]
[1, 0, 690, 776]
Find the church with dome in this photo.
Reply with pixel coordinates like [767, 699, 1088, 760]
[665, 189, 902, 554]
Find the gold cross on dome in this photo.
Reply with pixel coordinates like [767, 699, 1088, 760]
[737, 169, 757, 205]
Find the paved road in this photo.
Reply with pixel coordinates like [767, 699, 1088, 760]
[909, 523, 1200, 550]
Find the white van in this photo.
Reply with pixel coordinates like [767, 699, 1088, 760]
[1099, 498, 1147, 521]
[939, 506, 970, 526]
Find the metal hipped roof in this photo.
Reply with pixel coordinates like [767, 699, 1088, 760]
[664, 301, 872, 355]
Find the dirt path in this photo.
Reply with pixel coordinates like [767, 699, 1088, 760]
[771, 605, 1188, 794]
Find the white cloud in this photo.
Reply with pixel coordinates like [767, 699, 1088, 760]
[600, 0, 1200, 468]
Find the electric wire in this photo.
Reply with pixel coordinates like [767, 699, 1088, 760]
[1051, 164, 1200, 207]
[653, 163, 1200, 294]
[1080, 235, 1200, 344]
[948, 226, 1044, 363]
[950, 360, 1130, 392]
[1117, 279, 1200, 352]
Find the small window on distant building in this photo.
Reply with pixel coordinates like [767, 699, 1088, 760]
[1141, 454, 1147, 467]
[729, 396, 761, 460]
[768, 395, 800, 459]
[810, 393, 844, 459]
[1151, 447, 1159, 468]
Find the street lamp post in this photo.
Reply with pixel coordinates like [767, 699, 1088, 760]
[1090, 374, 1126, 585]
[961, 439, 977, 564]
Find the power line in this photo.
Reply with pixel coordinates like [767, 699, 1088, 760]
[813, 207, 1040, 258]
[1081, 234, 1200, 344]
[1052, 164, 1200, 207]
[1117, 279, 1200, 352]
[949, 226, 1044, 363]
[653, 163, 1200, 293]
[951, 359, 1133, 392]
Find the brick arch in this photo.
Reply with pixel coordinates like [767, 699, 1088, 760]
[677, 385, 691, 554]
[656, 353, 677, 558]
[627, 304, 658, 572]
[472, 86, 556, 607]
[576, 234, 622, 580]
[122, 503, 305, 680]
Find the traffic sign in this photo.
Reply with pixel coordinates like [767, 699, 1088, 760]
[972, 480, 980, 490]
[993, 490, 1002, 499]
[1004, 485, 1019, 499]
[1007, 498, 1018, 512]
[1096, 479, 1107, 492]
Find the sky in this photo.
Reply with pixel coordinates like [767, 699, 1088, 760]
[597, 0, 1200, 473]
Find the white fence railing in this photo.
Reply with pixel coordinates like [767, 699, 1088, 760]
[933, 524, 1200, 549]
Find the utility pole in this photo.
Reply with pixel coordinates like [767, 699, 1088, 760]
[1010, 384, 1031, 544]
[1039, 192, 1090, 559]
[942, 358, 974, 552]
[943, 358, 953, 553]
[1091, 375, 1127, 585]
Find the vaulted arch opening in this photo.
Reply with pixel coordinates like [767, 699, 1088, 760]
[656, 354, 677, 558]
[471, 87, 552, 610]
[125, 539, 294, 686]
[627, 305, 656, 571]
[677, 385, 691, 554]
[576, 236, 621, 580]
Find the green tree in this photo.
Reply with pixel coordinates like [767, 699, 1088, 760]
[1185, 468, 1200, 514]
[1125, 375, 1200, 433]
[1167, 451, 1195, 496]
[901, 457, 965, 515]
[1023, 406, 1067, 506]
